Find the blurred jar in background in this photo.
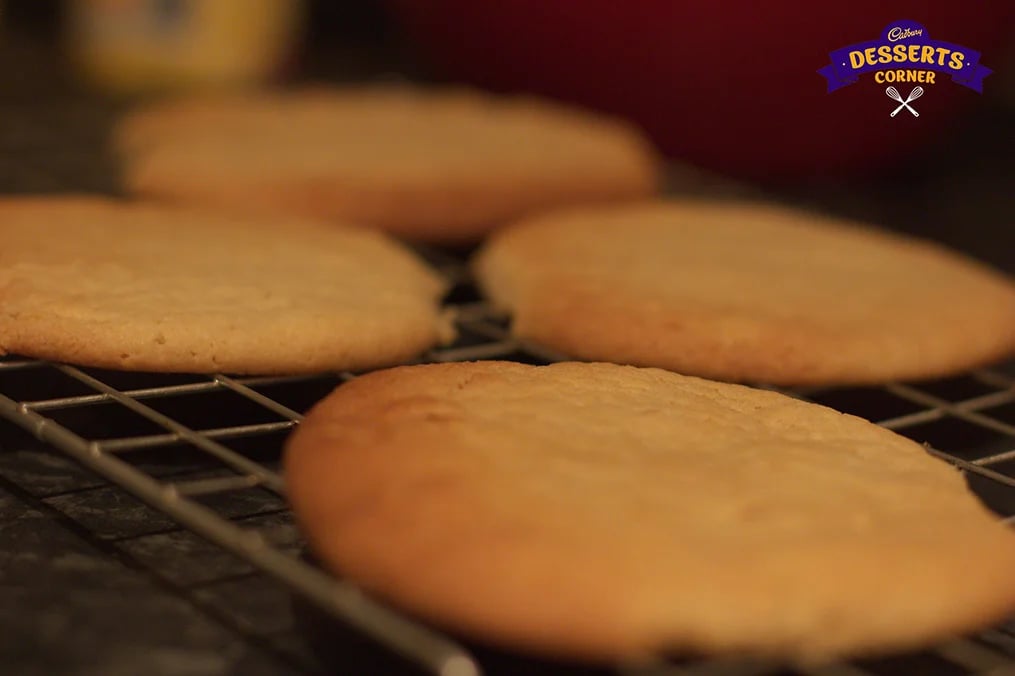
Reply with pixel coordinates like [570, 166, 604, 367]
[66, 0, 304, 94]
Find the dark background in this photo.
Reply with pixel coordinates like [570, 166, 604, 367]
[0, 0, 1011, 273]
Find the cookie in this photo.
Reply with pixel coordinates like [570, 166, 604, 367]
[116, 86, 659, 243]
[284, 361, 1015, 662]
[473, 200, 1015, 385]
[0, 196, 450, 374]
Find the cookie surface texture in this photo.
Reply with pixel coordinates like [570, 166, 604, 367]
[117, 87, 659, 243]
[0, 197, 449, 374]
[473, 200, 1015, 384]
[284, 360, 1015, 662]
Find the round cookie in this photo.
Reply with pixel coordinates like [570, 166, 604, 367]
[473, 200, 1015, 385]
[0, 196, 450, 374]
[284, 361, 1015, 662]
[116, 86, 659, 243]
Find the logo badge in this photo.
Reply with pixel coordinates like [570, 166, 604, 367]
[819, 20, 992, 117]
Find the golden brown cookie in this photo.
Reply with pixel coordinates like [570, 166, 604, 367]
[0, 196, 450, 374]
[116, 86, 659, 243]
[473, 200, 1015, 385]
[284, 361, 1015, 663]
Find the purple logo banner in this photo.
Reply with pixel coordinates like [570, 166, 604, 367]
[818, 20, 992, 93]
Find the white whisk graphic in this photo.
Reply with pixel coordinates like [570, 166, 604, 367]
[886, 86, 923, 117]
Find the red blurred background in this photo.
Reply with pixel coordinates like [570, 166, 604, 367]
[389, 1, 1015, 180]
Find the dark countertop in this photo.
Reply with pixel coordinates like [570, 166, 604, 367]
[0, 424, 320, 676]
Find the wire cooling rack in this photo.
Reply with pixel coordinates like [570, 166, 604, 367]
[0, 245, 1014, 676]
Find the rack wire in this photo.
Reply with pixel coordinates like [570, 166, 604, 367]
[1, 246, 1013, 676]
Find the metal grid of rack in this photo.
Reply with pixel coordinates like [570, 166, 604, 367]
[1, 245, 1013, 676]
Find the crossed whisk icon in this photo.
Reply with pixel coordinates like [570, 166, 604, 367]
[886, 86, 924, 117]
